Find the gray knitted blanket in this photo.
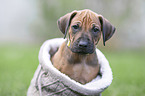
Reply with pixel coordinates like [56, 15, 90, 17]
[27, 38, 113, 96]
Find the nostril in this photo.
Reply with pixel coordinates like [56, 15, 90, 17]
[78, 41, 88, 47]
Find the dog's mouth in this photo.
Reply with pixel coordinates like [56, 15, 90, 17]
[70, 38, 95, 54]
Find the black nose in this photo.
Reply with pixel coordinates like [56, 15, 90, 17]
[78, 40, 88, 48]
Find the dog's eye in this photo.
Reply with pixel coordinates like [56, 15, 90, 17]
[92, 26, 100, 33]
[72, 24, 79, 30]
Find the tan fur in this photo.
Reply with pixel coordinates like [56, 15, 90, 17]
[51, 9, 115, 84]
[52, 42, 99, 84]
[69, 10, 101, 45]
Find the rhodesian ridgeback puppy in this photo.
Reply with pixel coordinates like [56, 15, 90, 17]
[51, 9, 115, 84]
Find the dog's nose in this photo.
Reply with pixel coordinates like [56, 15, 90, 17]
[78, 41, 88, 48]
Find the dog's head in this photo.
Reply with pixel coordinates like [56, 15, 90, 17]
[57, 9, 116, 54]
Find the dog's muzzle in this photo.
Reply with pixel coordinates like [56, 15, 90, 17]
[70, 37, 94, 54]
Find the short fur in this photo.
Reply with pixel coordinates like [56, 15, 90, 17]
[51, 9, 115, 84]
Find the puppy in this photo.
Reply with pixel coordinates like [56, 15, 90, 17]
[51, 9, 115, 84]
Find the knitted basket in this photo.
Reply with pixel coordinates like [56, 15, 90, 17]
[27, 38, 113, 96]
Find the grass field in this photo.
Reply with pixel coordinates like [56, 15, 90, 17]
[0, 45, 145, 96]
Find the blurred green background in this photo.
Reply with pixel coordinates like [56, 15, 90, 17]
[0, 0, 145, 96]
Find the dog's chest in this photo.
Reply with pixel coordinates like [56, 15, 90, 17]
[63, 61, 99, 84]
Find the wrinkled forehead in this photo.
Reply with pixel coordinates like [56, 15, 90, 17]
[72, 10, 100, 24]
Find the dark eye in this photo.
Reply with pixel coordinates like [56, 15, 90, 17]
[92, 26, 100, 33]
[72, 24, 79, 30]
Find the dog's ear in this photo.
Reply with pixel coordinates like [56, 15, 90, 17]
[98, 15, 116, 46]
[57, 11, 77, 38]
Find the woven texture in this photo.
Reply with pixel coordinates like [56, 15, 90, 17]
[27, 38, 113, 96]
[35, 66, 99, 96]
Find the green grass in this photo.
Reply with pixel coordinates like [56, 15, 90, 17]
[0, 45, 145, 96]
[102, 50, 145, 96]
[0, 45, 39, 96]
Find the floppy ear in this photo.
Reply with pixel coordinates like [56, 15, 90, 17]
[57, 11, 77, 38]
[98, 15, 116, 46]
